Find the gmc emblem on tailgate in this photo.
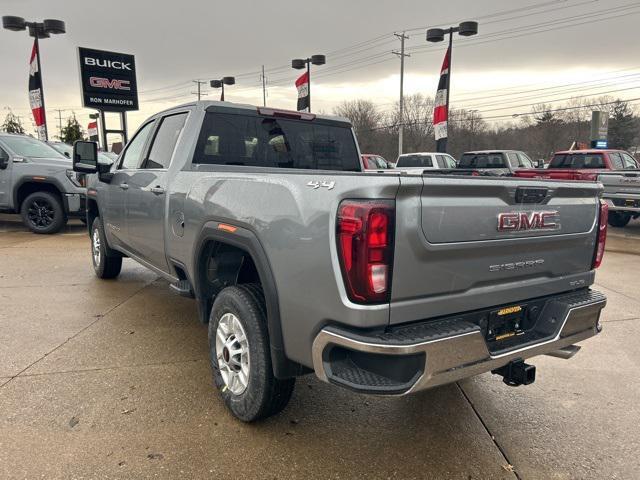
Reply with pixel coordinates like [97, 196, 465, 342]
[497, 211, 559, 231]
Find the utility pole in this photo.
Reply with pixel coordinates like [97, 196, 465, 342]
[260, 65, 267, 106]
[393, 32, 410, 157]
[191, 80, 207, 101]
[55, 109, 63, 139]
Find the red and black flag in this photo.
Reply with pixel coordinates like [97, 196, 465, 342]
[433, 47, 450, 152]
[29, 40, 47, 141]
[88, 121, 99, 142]
[295, 71, 309, 111]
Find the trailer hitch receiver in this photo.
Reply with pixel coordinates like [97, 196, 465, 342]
[492, 359, 536, 387]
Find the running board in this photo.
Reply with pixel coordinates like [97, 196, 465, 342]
[169, 279, 195, 298]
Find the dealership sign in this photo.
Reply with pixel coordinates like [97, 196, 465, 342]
[78, 47, 138, 111]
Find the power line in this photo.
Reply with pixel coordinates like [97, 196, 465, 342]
[139, 0, 600, 99]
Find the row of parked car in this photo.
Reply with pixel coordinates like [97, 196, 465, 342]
[1, 128, 639, 233]
[361, 148, 640, 228]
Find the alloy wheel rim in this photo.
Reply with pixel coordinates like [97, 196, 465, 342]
[92, 227, 101, 266]
[27, 199, 54, 228]
[215, 312, 250, 395]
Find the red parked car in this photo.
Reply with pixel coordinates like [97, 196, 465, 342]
[360, 154, 391, 170]
[514, 149, 638, 181]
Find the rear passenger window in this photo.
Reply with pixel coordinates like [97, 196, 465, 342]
[517, 153, 534, 168]
[622, 153, 638, 169]
[507, 152, 519, 168]
[144, 113, 188, 169]
[193, 113, 360, 171]
[609, 153, 624, 170]
[436, 155, 454, 168]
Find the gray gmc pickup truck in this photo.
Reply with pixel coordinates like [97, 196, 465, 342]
[598, 170, 640, 227]
[0, 133, 86, 233]
[73, 101, 608, 422]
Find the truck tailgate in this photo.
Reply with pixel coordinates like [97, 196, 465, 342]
[390, 175, 602, 325]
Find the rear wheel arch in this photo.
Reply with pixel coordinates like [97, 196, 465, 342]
[193, 222, 304, 379]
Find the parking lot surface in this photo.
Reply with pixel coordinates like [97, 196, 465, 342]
[1, 214, 639, 479]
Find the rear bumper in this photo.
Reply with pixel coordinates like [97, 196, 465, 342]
[603, 195, 640, 213]
[312, 289, 606, 395]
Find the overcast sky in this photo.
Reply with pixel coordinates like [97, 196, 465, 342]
[1, 0, 639, 138]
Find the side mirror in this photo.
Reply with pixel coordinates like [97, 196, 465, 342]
[535, 159, 545, 168]
[73, 141, 98, 173]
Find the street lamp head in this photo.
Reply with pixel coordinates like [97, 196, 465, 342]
[29, 24, 50, 39]
[426, 28, 445, 43]
[43, 19, 66, 35]
[2, 15, 27, 31]
[310, 54, 326, 66]
[291, 58, 306, 69]
[210, 79, 222, 88]
[222, 76, 235, 86]
[458, 21, 478, 37]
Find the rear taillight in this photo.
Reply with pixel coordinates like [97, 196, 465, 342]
[337, 200, 395, 304]
[592, 199, 608, 269]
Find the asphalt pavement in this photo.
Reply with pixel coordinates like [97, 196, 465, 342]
[1, 214, 639, 479]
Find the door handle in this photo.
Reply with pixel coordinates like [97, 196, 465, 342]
[150, 186, 165, 195]
[119, 183, 129, 190]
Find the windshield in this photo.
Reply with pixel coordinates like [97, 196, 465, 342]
[459, 153, 506, 168]
[2, 136, 66, 159]
[49, 142, 73, 157]
[396, 155, 432, 168]
[549, 153, 605, 169]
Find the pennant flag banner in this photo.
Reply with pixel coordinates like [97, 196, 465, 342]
[433, 47, 450, 152]
[88, 121, 99, 141]
[296, 71, 309, 112]
[29, 40, 47, 141]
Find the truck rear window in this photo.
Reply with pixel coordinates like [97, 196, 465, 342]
[396, 155, 433, 168]
[549, 153, 605, 169]
[192, 112, 360, 171]
[458, 153, 506, 168]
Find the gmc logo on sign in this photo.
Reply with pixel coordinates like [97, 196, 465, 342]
[497, 211, 559, 231]
[89, 77, 131, 90]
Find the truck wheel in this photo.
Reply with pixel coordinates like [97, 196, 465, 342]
[91, 217, 122, 279]
[20, 191, 67, 234]
[608, 212, 631, 228]
[208, 284, 295, 422]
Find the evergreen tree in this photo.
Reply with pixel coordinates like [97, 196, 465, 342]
[60, 114, 86, 144]
[1, 112, 25, 134]
[608, 100, 637, 150]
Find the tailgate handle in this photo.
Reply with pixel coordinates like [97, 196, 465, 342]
[516, 187, 547, 204]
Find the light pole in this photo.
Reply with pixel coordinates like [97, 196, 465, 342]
[210, 77, 235, 101]
[427, 21, 478, 153]
[291, 55, 326, 112]
[2, 16, 66, 142]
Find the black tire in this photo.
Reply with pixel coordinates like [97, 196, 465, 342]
[608, 211, 631, 228]
[20, 191, 67, 234]
[90, 217, 122, 279]
[208, 284, 295, 422]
